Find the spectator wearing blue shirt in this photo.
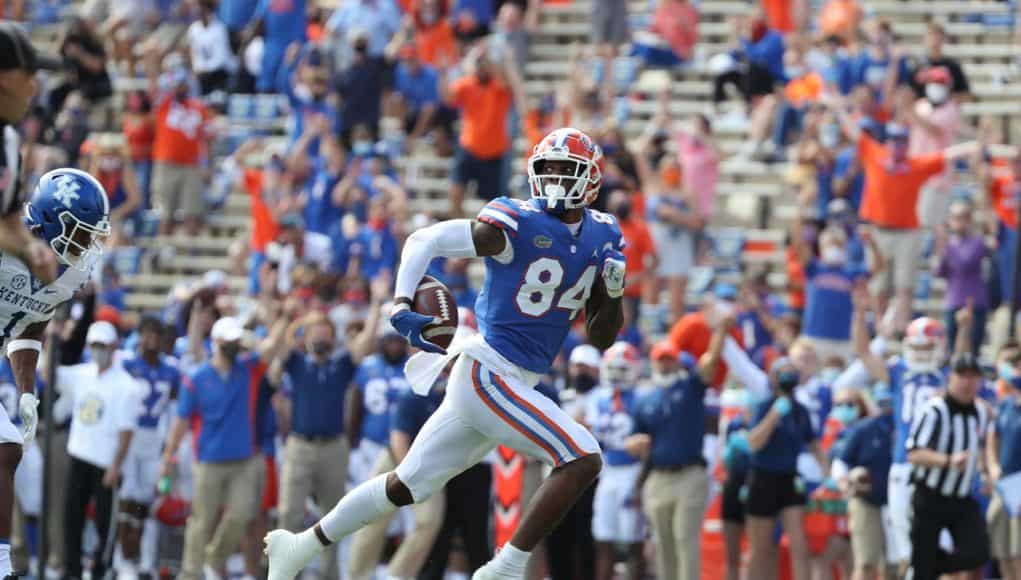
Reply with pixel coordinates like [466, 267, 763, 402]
[160, 316, 279, 580]
[389, 43, 448, 147]
[350, 197, 399, 280]
[279, 47, 340, 154]
[451, 0, 493, 40]
[793, 217, 881, 365]
[270, 284, 385, 580]
[745, 359, 824, 580]
[627, 320, 729, 580]
[720, 398, 753, 580]
[290, 131, 348, 236]
[251, 0, 306, 92]
[712, 16, 783, 111]
[349, 373, 447, 580]
[987, 359, 1021, 577]
[834, 386, 893, 580]
[219, 0, 259, 32]
[325, 0, 402, 60]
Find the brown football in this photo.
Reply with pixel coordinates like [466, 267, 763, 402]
[413, 275, 459, 350]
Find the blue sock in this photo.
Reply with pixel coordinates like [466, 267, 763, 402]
[25, 521, 38, 557]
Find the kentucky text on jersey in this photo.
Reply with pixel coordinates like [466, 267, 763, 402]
[474, 197, 625, 374]
[0, 287, 55, 315]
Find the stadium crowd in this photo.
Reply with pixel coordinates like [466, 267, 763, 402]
[5, 0, 1021, 578]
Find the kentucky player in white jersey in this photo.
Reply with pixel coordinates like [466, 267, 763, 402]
[265, 127, 626, 580]
[0, 168, 109, 579]
[584, 342, 647, 580]
[852, 290, 950, 573]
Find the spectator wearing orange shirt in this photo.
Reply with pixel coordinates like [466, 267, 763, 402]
[148, 65, 211, 236]
[441, 44, 524, 216]
[983, 151, 1021, 314]
[409, 0, 459, 68]
[607, 189, 657, 329]
[667, 285, 743, 389]
[817, 0, 861, 44]
[827, 95, 979, 333]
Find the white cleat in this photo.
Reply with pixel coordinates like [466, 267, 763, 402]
[470, 562, 521, 580]
[263, 529, 321, 580]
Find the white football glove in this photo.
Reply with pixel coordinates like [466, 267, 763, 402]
[601, 249, 626, 299]
[19, 393, 38, 444]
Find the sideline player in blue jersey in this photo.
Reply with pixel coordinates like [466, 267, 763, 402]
[265, 127, 626, 580]
[850, 284, 966, 573]
[584, 342, 647, 580]
[118, 317, 181, 579]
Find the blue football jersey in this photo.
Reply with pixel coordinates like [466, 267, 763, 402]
[355, 354, 409, 445]
[121, 354, 182, 430]
[584, 386, 640, 467]
[888, 357, 946, 463]
[474, 197, 625, 374]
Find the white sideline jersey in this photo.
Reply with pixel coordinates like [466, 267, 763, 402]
[0, 251, 92, 349]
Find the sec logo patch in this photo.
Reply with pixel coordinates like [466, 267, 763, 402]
[11, 274, 27, 291]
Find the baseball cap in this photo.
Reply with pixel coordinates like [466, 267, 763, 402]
[951, 353, 982, 375]
[569, 344, 601, 368]
[650, 340, 680, 362]
[920, 66, 952, 86]
[86, 321, 119, 346]
[211, 317, 244, 342]
[0, 21, 61, 72]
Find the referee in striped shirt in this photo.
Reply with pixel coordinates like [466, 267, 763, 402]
[904, 353, 990, 580]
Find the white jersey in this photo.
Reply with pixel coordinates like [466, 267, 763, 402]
[0, 252, 92, 349]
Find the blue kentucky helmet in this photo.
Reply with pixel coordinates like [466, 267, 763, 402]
[24, 168, 111, 270]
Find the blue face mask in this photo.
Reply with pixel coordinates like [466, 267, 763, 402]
[832, 404, 859, 424]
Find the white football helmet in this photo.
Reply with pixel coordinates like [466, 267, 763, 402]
[903, 317, 946, 373]
[601, 341, 641, 390]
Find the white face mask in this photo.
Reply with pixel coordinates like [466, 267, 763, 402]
[820, 124, 841, 149]
[925, 83, 949, 104]
[821, 245, 847, 265]
[786, 66, 804, 79]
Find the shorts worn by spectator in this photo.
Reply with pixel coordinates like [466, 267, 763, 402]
[443, 47, 519, 214]
[591, 0, 629, 48]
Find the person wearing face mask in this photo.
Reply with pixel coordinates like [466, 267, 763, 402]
[149, 63, 211, 237]
[988, 350, 1021, 580]
[54, 321, 141, 580]
[793, 216, 878, 365]
[627, 318, 729, 580]
[158, 315, 289, 580]
[440, 43, 522, 216]
[822, 91, 979, 335]
[909, 66, 963, 230]
[933, 198, 990, 359]
[270, 286, 384, 580]
[744, 359, 825, 580]
[834, 384, 894, 580]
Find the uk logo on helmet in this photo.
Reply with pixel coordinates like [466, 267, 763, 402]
[52, 175, 81, 209]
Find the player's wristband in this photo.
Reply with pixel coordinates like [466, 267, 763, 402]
[7, 339, 42, 356]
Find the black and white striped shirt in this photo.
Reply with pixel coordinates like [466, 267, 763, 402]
[906, 394, 989, 498]
[0, 123, 25, 218]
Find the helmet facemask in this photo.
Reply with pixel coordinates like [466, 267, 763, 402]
[903, 340, 943, 373]
[528, 155, 599, 214]
[52, 210, 110, 271]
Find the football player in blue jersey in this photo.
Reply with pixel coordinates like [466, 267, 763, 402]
[851, 284, 966, 574]
[584, 342, 647, 580]
[266, 127, 625, 580]
[117, 317, 181, 580]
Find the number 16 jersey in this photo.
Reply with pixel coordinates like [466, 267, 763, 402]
[474, 197, 625, 375]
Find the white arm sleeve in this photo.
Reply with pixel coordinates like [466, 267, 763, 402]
[394, 219, 478, 300]
[721, 337, 770, 400]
